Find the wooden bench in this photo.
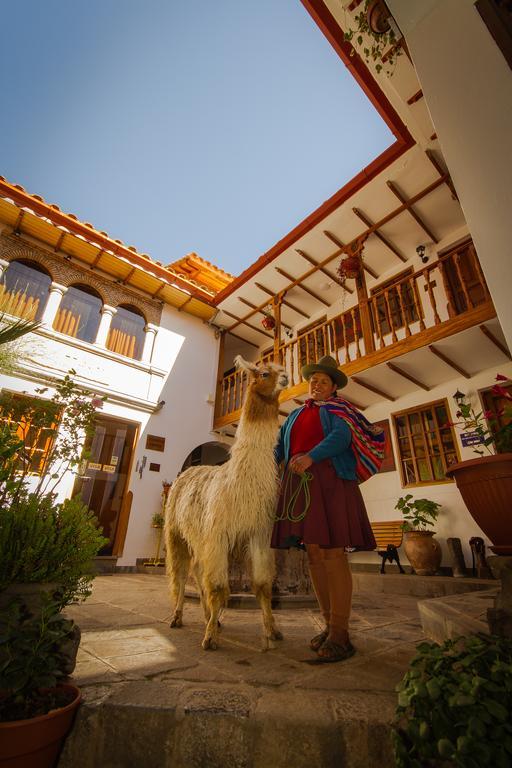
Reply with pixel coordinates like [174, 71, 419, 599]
[370, 520, 405, 574]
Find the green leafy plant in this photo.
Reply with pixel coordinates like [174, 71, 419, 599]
[343, 0, 404, 75]
[393, 634, 512, 767]
[0, 597, 77, 722]
[452, 374, 512, 456]
[396, 494, 441, 532]
[151, 511, 164, 528]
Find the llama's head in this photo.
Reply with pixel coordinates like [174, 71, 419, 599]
[234, 355, 289, 398]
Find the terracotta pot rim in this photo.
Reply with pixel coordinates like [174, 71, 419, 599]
[446, 453, 512, 476]
[0, 683, 81, 729]
[404, 530, 436, 537]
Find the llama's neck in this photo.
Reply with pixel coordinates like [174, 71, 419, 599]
[229, 389, 279, 457]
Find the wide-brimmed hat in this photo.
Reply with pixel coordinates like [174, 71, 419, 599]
[301, 355, 348, 389]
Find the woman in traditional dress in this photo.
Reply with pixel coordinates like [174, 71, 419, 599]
[272, 355, 383, 663]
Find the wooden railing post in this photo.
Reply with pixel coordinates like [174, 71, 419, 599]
[355, 267, 375, 354]
[273, 293, 282, 363]
[214, 330, 226, 420]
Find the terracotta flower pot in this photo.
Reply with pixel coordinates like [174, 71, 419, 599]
[366, 0, 391, 35]
[403, 531, 442, 576]
[0, 684, 81, 768]
[446, 453, 512, 555]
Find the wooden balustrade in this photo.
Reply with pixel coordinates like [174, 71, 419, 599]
[216, 249, 492, 421]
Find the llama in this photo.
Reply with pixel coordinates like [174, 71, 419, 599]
[164, 355, 289, 650]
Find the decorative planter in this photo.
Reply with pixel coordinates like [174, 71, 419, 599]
[337, 255, 361, 282]
[403, 531, 442, 576]
[366, 0, 391, 35]
[0, 684, 81, 768]
[446, 453, 512, 555]
[261, 315, 275, 331]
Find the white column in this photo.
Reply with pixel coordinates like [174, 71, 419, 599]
[142, 323, 158, 363]
[94, 305, 117, 348]
[0, 258, 10, 280]
[41, 282, 67, 328]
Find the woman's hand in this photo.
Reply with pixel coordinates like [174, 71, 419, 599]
[289, 453, 313, 474]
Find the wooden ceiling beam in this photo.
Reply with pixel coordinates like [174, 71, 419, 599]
[13, 209, 25, 233]
[352, 376, 395, 401]
[407, 89, 423, 105]
[238, 296, 291, 330]
[121, 267, 137, 285]
[386, 362, 430, 391]
[428, 344, 470, 378]
[275, 267, 332, 306]
[222, 309, 273, 339]
[295, 248, 353, 294]
[53, 230, 66, 253]
[479, 324, 512, 360]
[227, 330, 259, 349]
[255, 282, 310, 319]
[352, 208, 407, 263]
[224, 175, 449, 333]
[151, 283, 166, 299]
[89, 248, 104, 270]
[426, 149, 458, 201]
[386, 180, 439, 244]
[323, 230, 378, 279]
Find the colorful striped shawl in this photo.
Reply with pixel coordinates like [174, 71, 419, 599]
[307, 397, 385, 483]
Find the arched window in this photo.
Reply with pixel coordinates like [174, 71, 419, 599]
[106, 304, 145, 360]
[0, 259, 51, 320]
[53, 284, 102, 342]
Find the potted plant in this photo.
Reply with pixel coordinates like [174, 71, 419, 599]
[343, 0, 404, 75]
[151, 511, 164, 529]
[445, 375, 512, 555]
[393, 633, 512, 767]
[396, 494, 442, 575]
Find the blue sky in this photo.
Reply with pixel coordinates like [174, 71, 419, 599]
[1, 1, 393, 276]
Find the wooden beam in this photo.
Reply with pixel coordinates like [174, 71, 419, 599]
[275, 267, 331, 306]
[386, 362, 430, 391]
[426, 149, 459, 201]
[121, 267, 137, 285]
[238, 296, 291, 330]
[352, 208, 407, 263]
[53, 230, 66, 253]
[227, 330, 259, 349]
[151, 283, 166, 299]
[222, 309, 273, 339]
[90, 248, 104, 269]
[386, 180, 439, 243]
[225, 175, 449, 334]
[295, 248, 353, 294]
[13, 209, 25, 233]
[479, 324, 512, 360]
[428, 344, 470, 378]
[351, 376, 395, 401]
[406, 89, 423, 105]
[323, 230, 379, 278]
[255, 282, 310, 318]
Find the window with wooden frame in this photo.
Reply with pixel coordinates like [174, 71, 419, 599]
[480, 382, 512, 454]
[53, 284, 102, 342]
[393, 399, 459, 487]
[106, 304, 146, 360]
[370, 268, 420, 336]
[0, 393, 59, 475]
[297, 317, 327, 368]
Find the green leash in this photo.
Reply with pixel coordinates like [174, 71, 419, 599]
[275, 469, 313, 523]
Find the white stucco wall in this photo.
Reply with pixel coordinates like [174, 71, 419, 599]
[355, 360, 512, 570]
[388, 0, 512, 351]
[0, 297, 220, 567]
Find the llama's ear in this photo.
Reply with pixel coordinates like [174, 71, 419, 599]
[267, 362, 286, 373]
[234, 355, 259, 374]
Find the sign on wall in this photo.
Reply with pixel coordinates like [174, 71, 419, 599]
[460, 432, 484, 447]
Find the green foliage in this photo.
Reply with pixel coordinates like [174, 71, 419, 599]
[393, 634, 512, 767]
[0, 494, 107, 606]
[343, 0, 403, 75]
[0, 597, 76, 721]
[452, 379, 512, 456]
[151, 511, 164, 528]
[396, 494, 441, 532]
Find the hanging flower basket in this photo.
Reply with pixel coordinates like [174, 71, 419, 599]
[367, 0, 391, 35]
[337, 255, 361, 282]
[261, 315, 275, 331]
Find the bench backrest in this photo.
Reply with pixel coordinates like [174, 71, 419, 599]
[370, 520, 404, 549]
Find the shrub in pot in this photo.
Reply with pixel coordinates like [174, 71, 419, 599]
[393, 633, 512, 767]
[396, 495, 442, 576]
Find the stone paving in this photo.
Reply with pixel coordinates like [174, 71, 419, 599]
[58, 573, 430, 768]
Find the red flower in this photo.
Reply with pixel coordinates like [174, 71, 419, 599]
[491, 384, 512, 399]
[496, 373, 509, 381]
[484, 410, 494, 419]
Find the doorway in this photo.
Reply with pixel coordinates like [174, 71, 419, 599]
[73, 415, 138, 555]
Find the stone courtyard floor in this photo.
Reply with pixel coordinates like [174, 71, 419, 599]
[57, 572, 495, 768]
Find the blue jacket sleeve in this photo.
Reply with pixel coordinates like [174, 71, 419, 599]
[274, 422, 285, 464]
[308, 415, 351, 463]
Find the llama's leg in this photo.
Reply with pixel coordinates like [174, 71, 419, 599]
[201, 548, 230, 650]
[249, 538, 282, 651]
[166, 531, 191, 628]
[192, 560, 213, 625]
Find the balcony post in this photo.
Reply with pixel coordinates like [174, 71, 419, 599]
[272, 293, 282, 363]
[355, 251, 375, 355]
[214, 330, 226, 420]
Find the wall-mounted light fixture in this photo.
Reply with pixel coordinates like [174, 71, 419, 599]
[452, 390, 466, 404]
[154, 400, 166, 412]
[416, 244, 428, 264]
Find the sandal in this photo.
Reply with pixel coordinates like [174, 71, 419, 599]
[315, 639, 355, 664]
[310, 629, 329, 651]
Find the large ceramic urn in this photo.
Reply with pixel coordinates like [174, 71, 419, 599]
[403, 530, 442, 576]
[446, 454, 512, 555]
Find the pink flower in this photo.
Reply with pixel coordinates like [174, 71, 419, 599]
[484, 410, 494, 419]
[91, 397, 104, 409]
[496, 373, 509, 381]
[491, 384, 511, 398]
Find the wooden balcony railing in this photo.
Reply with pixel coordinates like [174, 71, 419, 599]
[215, 245, 494, 422]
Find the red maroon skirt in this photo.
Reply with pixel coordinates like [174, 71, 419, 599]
[271, 460, 376, 551]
